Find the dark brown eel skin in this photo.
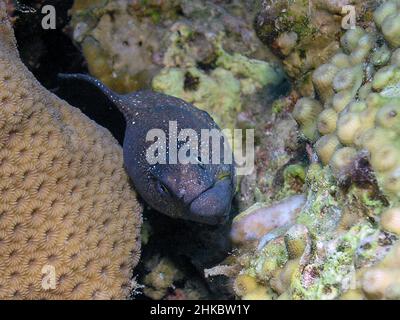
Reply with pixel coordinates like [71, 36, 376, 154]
[58, 73, 236, 225]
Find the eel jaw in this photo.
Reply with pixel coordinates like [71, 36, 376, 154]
[188, 178, 233, 225]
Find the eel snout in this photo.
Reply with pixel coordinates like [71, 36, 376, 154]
[189, 178, 233, 225]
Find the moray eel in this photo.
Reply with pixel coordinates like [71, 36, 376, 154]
[58, 74, 236, 225]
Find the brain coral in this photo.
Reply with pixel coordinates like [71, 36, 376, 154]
[0, 2, 142, 299]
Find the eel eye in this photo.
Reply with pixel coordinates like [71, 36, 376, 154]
[157, 181, 170, 196]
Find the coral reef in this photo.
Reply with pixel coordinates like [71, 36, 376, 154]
[66, 0, 400, 301]
[69, 0, 278, 95]
[231, 163, 393, 300]
[0, 2, 142, 299]
[142, 256, 184, 300]
[68, 0, 289, 301]
[230, 195, 306, 246]
[254, 0, 375, 96]
[69, 0, 293, 217]
[298, 1, 400, 201]
[227, 0, 400, 300]
[69, 0, 165, 93]
[69, 0, 285, 129]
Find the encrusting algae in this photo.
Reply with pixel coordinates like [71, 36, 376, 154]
[0, 1, 142, 299]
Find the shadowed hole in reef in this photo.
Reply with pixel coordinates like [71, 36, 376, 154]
[13, 0, 87, 88]
[183, 72, 200, 91]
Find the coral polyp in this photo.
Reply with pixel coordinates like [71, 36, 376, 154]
[229, 0, 400, 301]
[317, 108, 338, 135]
[292, 97, 322, 141]
[315, 134, 341, 166]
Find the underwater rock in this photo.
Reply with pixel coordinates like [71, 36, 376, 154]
[254, 0, 374, 96]
[57, 73, 236, 226]
[0, 3, 142, 299]
[69, 0, 277, 95]
[230, 1, 400, 300]
[152, 22, 284, 129]
[230, 195, 306, 246]
[235, 103, 303, 214]
[69, 0, 165, 93]
[236, 95, 305, 211]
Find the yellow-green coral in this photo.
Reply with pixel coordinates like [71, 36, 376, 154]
[232, 159, 391, 300]
[292, 1, 400, 203]
[292, 97, 322, 141]
[0, 3, 142, 299]
[152, 67, 241, 129]
[234, 274, 272, 300]
[254, 0, 374, 96]
[152, 23, 284, 129]
[225, 1, 400, 301]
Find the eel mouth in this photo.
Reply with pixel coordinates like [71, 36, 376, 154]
[188, 178, 233, 225]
